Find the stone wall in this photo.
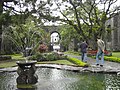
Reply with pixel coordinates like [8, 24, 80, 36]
[112, 13, 120, 51]
[107, 13, 120, 51]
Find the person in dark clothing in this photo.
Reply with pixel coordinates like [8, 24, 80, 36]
[80, 41, 88, 62]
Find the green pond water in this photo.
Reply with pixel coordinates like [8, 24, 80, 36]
[0, 68, 120, 90]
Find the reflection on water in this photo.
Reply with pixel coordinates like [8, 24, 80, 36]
[0, 68, 120, 90]
[0, 72, 17, 90]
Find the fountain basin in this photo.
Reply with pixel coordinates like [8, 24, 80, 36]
[0, 68, 120, 90]
[16, 60, 38, 84]
[16, 61, 37, 67]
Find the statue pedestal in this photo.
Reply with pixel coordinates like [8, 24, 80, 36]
[16, 61, 38, 84]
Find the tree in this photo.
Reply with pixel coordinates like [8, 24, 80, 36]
[3, 15, 46, 56]
[0, 0, 51, 54]
[59, 24, 80, 51]
[1, 0, 120, 53]
[44, 0, 120, 49]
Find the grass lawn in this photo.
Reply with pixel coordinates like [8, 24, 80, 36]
[0, 54, 24, 68]
[0, 61, 17, 68]
[0, 54, 75, 68]
[10, 54, 25, 60]
[64, 51, 80, 56]
[0, 60, 75, 68]
[37, 60, 75, 65]
[112, 52, 120, 58]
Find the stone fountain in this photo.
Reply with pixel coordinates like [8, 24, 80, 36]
[16, 60, 38, 84]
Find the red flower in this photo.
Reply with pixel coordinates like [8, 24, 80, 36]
[38, 44, 48, 53]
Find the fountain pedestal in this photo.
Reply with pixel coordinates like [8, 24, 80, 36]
[16, 61, 38, 84]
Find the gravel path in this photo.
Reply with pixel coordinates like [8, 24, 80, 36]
[65, 54, 120, 73]
[66, 54, 120, 68]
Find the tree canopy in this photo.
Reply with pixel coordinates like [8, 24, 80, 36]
[0, 0, 120, 53]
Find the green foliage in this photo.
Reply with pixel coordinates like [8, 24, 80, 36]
[45, 53, 58, 61]
[10, 54, 25, 60]
[59, 25, 80, 50]
[28, 52, 67, 62]
[0, 0, 118, 54]
[0, 61, 16, 68]
[67, 57, 88, 67]
[91, 55, 120, 63]
[17, 84, 35, 89]
[4, 15, 49, 55]
[104, 56, 120, 63]
[37, 60, 74, 65]
[112, 52, 120, 58]
[90, 52, 120, 63]
[64, 51, 80, 55]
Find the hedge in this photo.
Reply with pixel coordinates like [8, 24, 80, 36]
[104, 56, 120, 63]
[90, 56, 120, 63]
[67, 56, 89, 67]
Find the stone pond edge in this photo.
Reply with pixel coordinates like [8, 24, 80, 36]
[0, 64, 120, 75]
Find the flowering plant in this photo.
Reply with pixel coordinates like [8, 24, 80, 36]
[38, 44, 48, 53]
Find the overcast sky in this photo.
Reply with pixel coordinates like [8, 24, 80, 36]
[4, 0, 120, 26]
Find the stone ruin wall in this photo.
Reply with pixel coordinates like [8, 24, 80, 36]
[111, 13, 120, 51]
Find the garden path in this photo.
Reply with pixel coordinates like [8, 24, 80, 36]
[65, 54, 120, 74]
[66, 54, 120, 68]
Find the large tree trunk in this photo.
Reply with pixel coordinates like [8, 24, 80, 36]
[0, 2, 3, 54]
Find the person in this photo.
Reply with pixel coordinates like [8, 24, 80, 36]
[80, 40, 88, 62]
[96, 37, 105, 67]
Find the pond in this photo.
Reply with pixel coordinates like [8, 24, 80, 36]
[0, 68, 120, 90]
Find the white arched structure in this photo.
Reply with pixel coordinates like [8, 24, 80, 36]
[51, 32, 60, 52]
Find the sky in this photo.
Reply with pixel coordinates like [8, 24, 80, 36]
[4, 0, 120, 26]
[5, 0, 120, 13]
[98, 0, 120, 10]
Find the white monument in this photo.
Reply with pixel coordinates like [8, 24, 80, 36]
[51, 32, 60, 52]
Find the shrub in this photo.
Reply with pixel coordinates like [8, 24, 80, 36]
[104, 56, 120, 62]
[28, 53, 45, 61]
[67, 57, 89, 67]
[28, 52, 67, 62]
[88, 55, 120, 63]
[0, 55, 12, 61]
[45, 53, 57, 61]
